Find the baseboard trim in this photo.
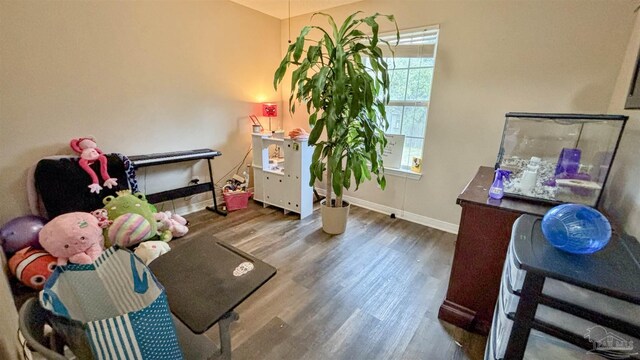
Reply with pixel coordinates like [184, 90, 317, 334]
[438, 300, 476, 327]
[315, 189, 459, 234]
[438, 300, 490, 335]
[170, 198, 213, 215]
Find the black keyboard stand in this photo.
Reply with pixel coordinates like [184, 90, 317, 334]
[129, 149, 227, 216]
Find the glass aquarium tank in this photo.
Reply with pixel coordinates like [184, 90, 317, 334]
[496, 113, 628, 206]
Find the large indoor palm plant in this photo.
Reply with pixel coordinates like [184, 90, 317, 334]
[274, 11, 398, 234]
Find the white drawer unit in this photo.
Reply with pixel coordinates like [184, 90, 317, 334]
[486, 215, 640, 360]
[251, 133, 313, 219]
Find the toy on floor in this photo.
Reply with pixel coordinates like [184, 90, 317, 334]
[8, 247, 57, 290]
[39, 212, 104, 266]
[154, 211, 189, 241]
[0, 215, 47, 254]
[109, 213, 154, 247]
[91, 209, 113, 229]
[70, 137, 118, 194]
[134, 241, 171, 265]
[103, 190, 158, 241]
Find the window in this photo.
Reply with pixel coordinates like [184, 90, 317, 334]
[381, 27, 439, 172]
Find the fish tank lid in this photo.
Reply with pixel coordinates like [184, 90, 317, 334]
[505, 112, 628, 122]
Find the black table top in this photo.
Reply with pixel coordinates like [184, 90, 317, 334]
[149, 238, 276, 334]
[512, 215, 640, 305]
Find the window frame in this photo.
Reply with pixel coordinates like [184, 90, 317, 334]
[379, 25, 439, 178]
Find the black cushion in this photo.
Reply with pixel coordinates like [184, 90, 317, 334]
[34, 154, 129, 218]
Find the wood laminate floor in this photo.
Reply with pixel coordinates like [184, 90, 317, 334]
[178, 201, 487, 360]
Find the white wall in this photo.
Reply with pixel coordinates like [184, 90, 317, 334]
[0, 0, 282, 223]
[0, 254, 20, 360]
[279, 0, 636, 229]
[602, 10, 640, 239]
[0, 1, 282, 354]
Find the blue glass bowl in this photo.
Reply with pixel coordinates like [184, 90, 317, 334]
[541, 204, 611, 254]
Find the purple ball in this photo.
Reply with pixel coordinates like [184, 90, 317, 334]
[0, 215, 47, 254]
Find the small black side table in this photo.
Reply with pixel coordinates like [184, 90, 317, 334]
[503, 215, 640, 359]
[149, 237, 276, 359]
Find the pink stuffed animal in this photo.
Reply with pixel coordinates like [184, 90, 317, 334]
[39, 212, 104, 266]
[91, 209, 112, 229]
[70, 137, 118, 194]
[154, 211, 189, 240]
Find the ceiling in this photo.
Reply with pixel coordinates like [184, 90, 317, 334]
[229, 0, 363, 20]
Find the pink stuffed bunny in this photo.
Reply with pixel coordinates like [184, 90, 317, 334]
[39, 212, 104, 266]
[70, 137, 118, 194]
[154, 211, 189, 240]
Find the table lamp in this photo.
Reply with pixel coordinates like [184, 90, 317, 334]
[262, 103, 278, 131]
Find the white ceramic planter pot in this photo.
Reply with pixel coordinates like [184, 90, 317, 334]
[321, 199, 350, 235]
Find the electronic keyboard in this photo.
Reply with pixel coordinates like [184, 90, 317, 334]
[127, 148, 226, 215]
[129, 149, 222, 168]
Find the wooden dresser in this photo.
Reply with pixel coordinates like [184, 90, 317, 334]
[438, 166, 553, 335]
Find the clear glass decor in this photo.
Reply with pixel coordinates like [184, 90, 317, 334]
[496, 113, 628, 206]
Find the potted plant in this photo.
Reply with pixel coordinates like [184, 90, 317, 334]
[274, 12, 398, 234]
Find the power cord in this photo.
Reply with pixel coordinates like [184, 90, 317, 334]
[215, 146, 252, 185]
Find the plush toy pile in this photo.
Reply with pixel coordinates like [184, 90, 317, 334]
[1, 192, 189, 290]
[1, 137, 193, 290]
[102, 190, 188, 245]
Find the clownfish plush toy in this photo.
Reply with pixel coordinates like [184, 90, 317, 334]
[8, 247, 57, 290]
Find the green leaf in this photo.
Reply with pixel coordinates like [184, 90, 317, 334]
[349, 43, 367, 55]
[293, 26, 312, 62]
[288, 93, 295, 112]
[345, 29, 366, 39]
[310, 158, 325, 185]
[325, 111, 336, 139]
[273, 58, 290, 89]
[312, 12, 339, 40]
[308, 119, 324, 144]
[313, 66, 330, 108]
[307, 45, 319, 62]
[363, 16, 379, 47]
[332, 169, 343, 197]
[343, 166, 352, 189]
[338, 11, 363, 38]
[362, 162, 371, 180]
[312, 143, 323, 164]
[379, 175, 387, 190]
[321, 32, 334, 55]
[290, 67, 301, 92]
[353, 157, 363, 188]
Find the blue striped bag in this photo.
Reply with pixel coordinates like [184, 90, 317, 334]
[39, 247, 183, 360]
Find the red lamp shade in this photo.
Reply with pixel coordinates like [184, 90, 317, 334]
[262, 103, 278, 117]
